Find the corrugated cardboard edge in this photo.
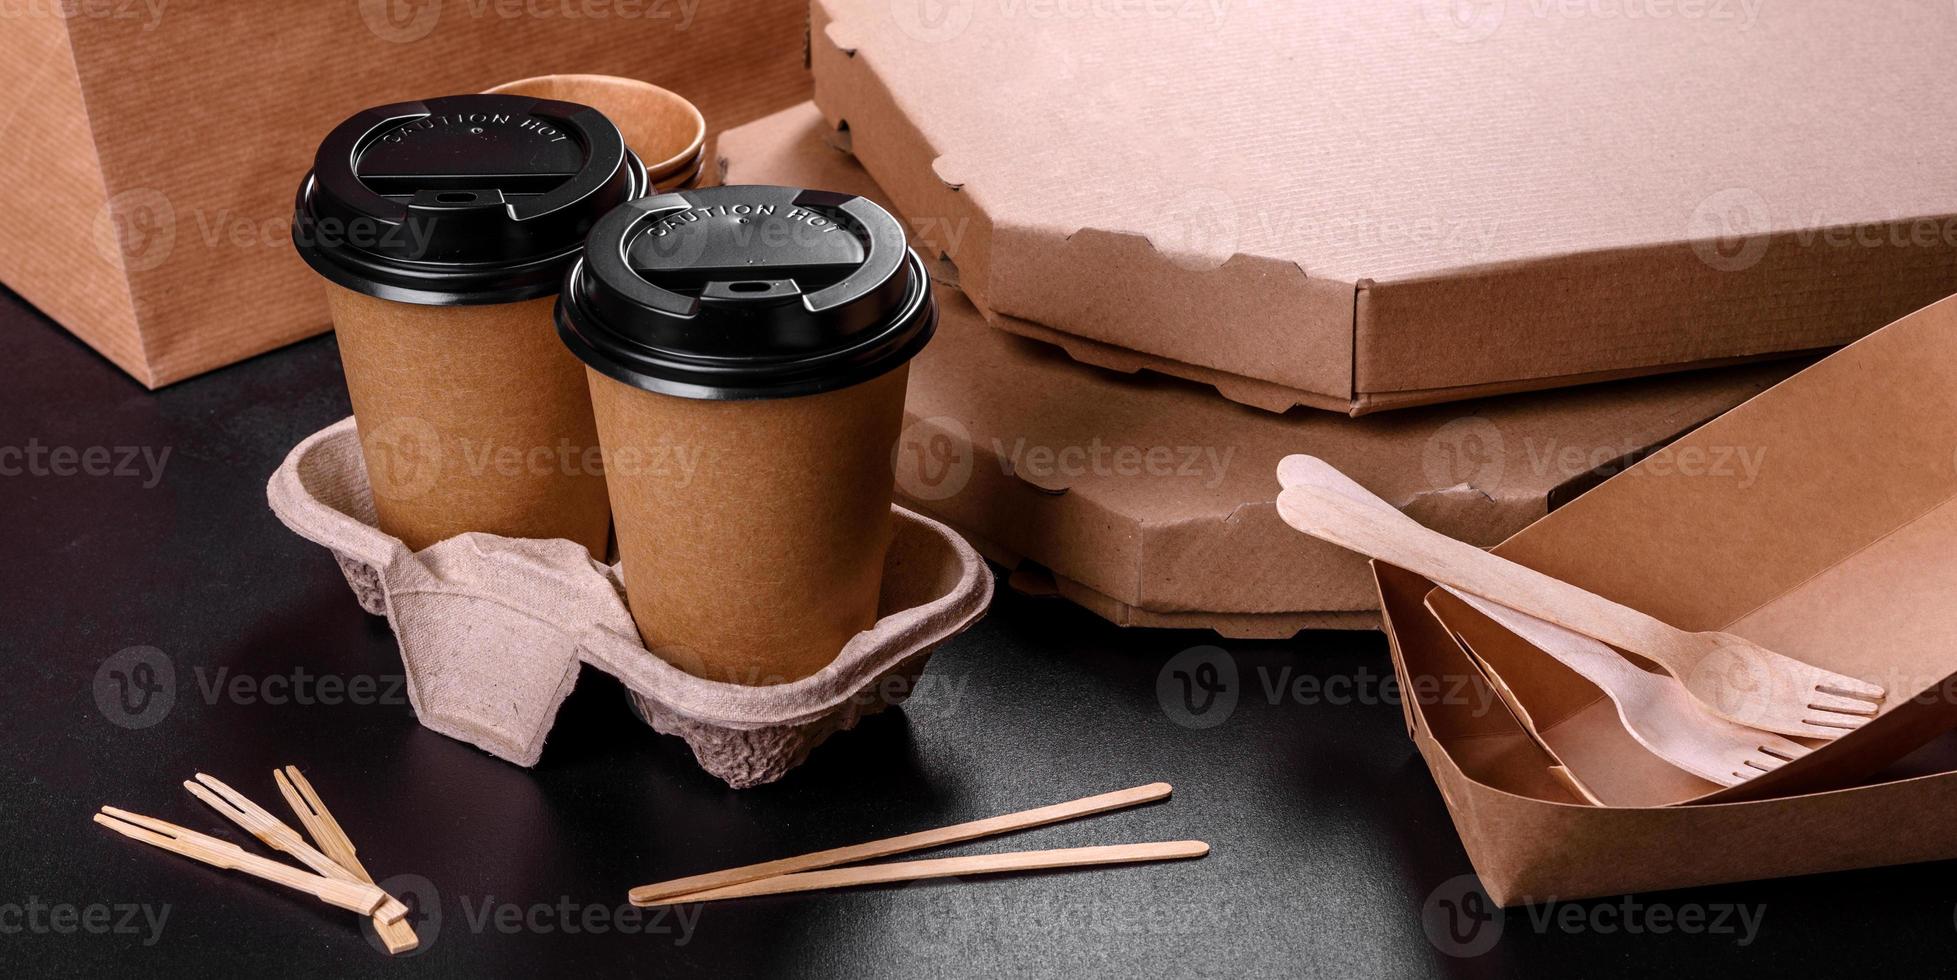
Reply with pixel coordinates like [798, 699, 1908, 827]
[887, 376, 1396, 634]
[1356, 240, 1957, 397]
[810, 3, 1358, 412]
[718, 100, 1798, 638]
[953, 525, 1376, 637]
[0, 12, 148, 384]
[735, 111, 1393, 632]
[991, 303, 1824, 418]
[894, 372, 1753, 637]
[810, 2, 1957, 417]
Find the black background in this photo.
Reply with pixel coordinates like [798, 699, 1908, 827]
[3, 286, 1953, 978]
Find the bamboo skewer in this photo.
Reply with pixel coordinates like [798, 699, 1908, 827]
[642, 841, 1211, 907]
[630, 781, 1175, 907]
[94, 807, 389, 916]
[273, 766, 420, 955]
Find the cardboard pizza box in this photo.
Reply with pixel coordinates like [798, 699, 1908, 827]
[718, 102, 1809, 634]
[808, 0, 1957, 415]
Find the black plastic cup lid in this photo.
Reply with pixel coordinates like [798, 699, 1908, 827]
[556, 185, 938, 400]
[293, 94, 646, 306]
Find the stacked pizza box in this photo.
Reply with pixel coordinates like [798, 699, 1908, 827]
[759, 0, 1957, 635]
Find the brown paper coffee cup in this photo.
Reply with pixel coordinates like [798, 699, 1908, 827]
[329, 287, 610, 553]
[294, 93, 651, 555]
[589, 364, 909, 683]
[557, 186, 939, 684]
[488, 74, 706, 191]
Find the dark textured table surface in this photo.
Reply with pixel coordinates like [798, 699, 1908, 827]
[3, 286, 1952, 978]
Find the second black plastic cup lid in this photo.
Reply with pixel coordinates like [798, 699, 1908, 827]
[557, 185, 937, 400]
[293, 93, 646, 305]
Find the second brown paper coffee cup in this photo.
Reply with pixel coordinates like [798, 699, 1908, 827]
[558, 186, 938, 684]
[294, 94, 650, 553]
[487, 74, 706, 192]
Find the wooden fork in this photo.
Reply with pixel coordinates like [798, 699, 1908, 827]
[1436, 589, 1813, 785]
[1276, 455, 1814, 783]
[1275, 455, 1884, 739]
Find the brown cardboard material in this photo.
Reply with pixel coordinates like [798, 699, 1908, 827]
[808, 1, 1957, 415]
[0, 1, 809, 388]
[1435, 586, 1957, 808]
[487, 74, 706, 191]
[588, 365, 911, 685]
[717, 102, 1811, 635]
[1428, 589, 1762, 808]
[329, 288, 610, 555]
[1380, 562, 1957, 905]
[1378, 293, 1957, 902]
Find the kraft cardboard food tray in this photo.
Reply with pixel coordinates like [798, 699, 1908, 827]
[719, 103, 1806, 635]
[809, 1, 1957, 415]
[0, 1, 808, 388]
[1378, 293, 1957, 903]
